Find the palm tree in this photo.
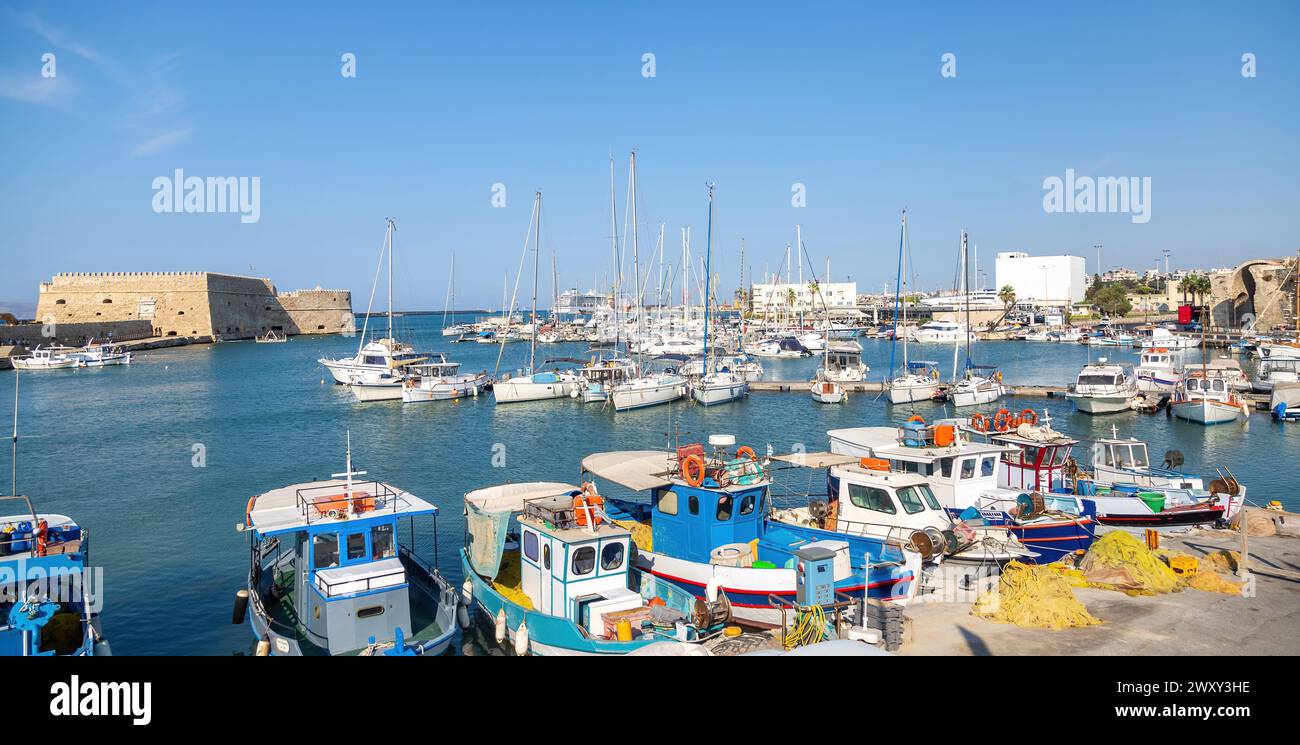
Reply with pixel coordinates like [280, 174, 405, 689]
[786, 288, 798, 310]
[998, 285, 1016, 309]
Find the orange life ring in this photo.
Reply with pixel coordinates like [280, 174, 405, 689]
[1009, 416, 1023, 429]
[736, 445, 757, 461]
[245, 496, 256, 527]
[993, 408, 1012, 432]
[1020, 408, 1038, 425]
[907, 415, 925, 424]
[970, 413, 989, 432]
[682, 454, 706, 487]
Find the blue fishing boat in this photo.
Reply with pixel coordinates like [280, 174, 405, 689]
[235, 440, 457, 656]
[584, 438, 920, 629]
[460, 482, 717, 656]
[1, 495, 110, 656]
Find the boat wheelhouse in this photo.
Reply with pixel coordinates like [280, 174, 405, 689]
[400, 355, 487, 403]
[1066, 359, 1137, 414]
[461, 482, 708, 655]
[1255, 358, 1300, 392]
[1135, 348, 1182, 393]
[572, 355, 637, 403]
[1, 496, 109, 656]
[585, 440, 921, 629]
[817, 341, 869, 382]
[1171, 369, 1248, 425]
[11, 347, 83, 370]
[237, 447, 456, 656]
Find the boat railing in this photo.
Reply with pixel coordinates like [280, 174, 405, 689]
[313, 563, 407, 598]
[293, 480, 403, 525]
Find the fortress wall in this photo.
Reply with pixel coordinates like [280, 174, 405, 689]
[33, 272, 354, 340]
[0, 320, 154, 347]
[277, 289, 356, 335]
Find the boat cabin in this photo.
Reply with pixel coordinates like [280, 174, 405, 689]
[827, 425, 1010, 511]
[1138, 349, 1177, 369]
[406, 354, 460, 378]
[985, 430, 1077, 493]
[823, 465, 949, 540]
[1089, 436, 1200, 491]
[1074, 363, 1129, 390]
[1, 497, 98, 656]
[244, 476, 439, 655]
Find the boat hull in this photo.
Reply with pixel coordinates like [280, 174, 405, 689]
[1070, 393, 1134, 414]
[349, 380, 405, 401]
[611, 379, 686, 411]
[493, 377, 575, 403]
[888, 379, 939, 404]
[401, 375, 486, 403]
[691, 380, 748, 406]
[950, 381, 1004, 408]
[1171, 400, 1245, 425]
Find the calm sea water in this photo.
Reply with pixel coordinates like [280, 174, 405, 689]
[1, 314, 1293, 655]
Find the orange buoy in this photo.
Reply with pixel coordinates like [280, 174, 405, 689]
[245, 496, 256, 527]
[970, 413, 989, 432]
[682, 454, 707, 487]
[993, 408, 1012, 432]
[1020, 408, 1038, 425]
[736, 445, 757, 461]
[907, 414, 925, 424]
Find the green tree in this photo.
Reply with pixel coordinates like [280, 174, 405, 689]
[998, 285, 1016, 309]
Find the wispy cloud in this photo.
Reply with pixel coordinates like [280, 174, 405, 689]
[132, 125, 193, 156]
[3, 10, 192, 156]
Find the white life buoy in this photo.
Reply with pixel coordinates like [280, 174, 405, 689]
[514, 621, 530, 656]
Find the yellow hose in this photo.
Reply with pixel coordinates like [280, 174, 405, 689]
[783, 605, 827, 650]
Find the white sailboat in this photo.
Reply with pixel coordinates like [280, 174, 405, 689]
[494, 191, 580, 404]
[691, 184, 748, 407]
[611, 151, 685, 412]
[948, 230, 1003, 408]
[887, 209, 940, 404]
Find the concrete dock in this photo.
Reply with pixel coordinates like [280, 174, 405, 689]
[898, 527, 1300, 656]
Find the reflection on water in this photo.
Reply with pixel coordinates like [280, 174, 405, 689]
[1, 316, 1291, 654]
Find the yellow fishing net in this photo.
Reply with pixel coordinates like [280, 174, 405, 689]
[1201, 549, 1240, 574]
[1078, 531, 1180, 596]
[613, 519, 653, 552]
[972, 561, 1102, 630]
[491, 551, 533, 610]
[1186, 571, 1244, 595]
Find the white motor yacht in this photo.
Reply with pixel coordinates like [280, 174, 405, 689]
[1066, 358, 1137, 414]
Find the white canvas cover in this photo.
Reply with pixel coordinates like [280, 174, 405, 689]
[580, 451, 674, 491]
[464, 482, 576, 579]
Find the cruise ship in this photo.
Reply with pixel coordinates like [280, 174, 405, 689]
[553, 288, 612, 321]
[918, 289, 1002, 309]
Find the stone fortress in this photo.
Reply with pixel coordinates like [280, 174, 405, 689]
[32, 272, 355, 341]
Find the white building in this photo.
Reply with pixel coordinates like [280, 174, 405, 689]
[994, 252, 1086, 305]
[750, 281, 857, 312]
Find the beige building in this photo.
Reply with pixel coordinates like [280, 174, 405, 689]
[35, 272, 354, 340]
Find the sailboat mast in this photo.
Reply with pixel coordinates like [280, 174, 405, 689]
[609, 155, 620, 350]
[704, 183, 714, 371]
[387, 218, 394, 340]
[902, 210, 911, 369]
[630, 152, 643, 366]
[963, 230, 971, 363]
[530, 191, 541, 373]
[890, 209, 904, 381]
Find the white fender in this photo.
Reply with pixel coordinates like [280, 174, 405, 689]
[457, 603, 470, 630]
[494, 608, 507, 644]
[705, 576, 720, 603]
[514, 620, 530, 656]
[460, 578, 474, 605]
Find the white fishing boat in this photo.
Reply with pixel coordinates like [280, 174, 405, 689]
[66, 339, 132, 366]
[400, 356, 488, 403]
[11, 347, 84, 370]
[575, 355, 637, 403]
[255, 330, 287, 343]
[1066, 358, 1137, 414]
[1134, 348, 1183, 393]
[1051, 328, 1083, 343]
[1172, 372, 1249, 425]
[1023, 328, 1053, 342]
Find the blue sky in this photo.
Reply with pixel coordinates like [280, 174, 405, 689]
[1, 1, 1297, 310]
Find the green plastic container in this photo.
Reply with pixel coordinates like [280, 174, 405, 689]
[752, 560, 778, 569]
[1137, 492, 1166, 513]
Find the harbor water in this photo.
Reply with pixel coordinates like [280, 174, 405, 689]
[1, 314, 1293, 655]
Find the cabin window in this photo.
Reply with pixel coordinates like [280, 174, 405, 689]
[960, 459, 976, 479]
[357, 606, 385, 619]
[939, 458, 953, 478]
[600, 542, 625, 571]
[364, 356, 385, 365]
[371, 524, 395, 559]
[917, 485, 942, 510]
[543, 544, 551, 570]
[657, 490, 678, 515]
[896, 486, 926, 515]
[981, 456, 997, 477]
[572, 546, 596, 576]
[688, 495, 699, 515]
[739, 494, 756, 516]
[847, 484, 895, 515]
[716, 495, 733, 521]
[346, 532, 367, 561]
[522, 531, 538, 562]
[312, 533, 340, 569]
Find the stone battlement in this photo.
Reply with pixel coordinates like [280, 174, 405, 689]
[34, 271, 354, 340]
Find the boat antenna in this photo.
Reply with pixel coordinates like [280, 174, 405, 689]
[332, 430, 367, 519]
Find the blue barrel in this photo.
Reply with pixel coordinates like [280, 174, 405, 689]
[1076, 479, 1097, 496]
[11, 521, 32, 553]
